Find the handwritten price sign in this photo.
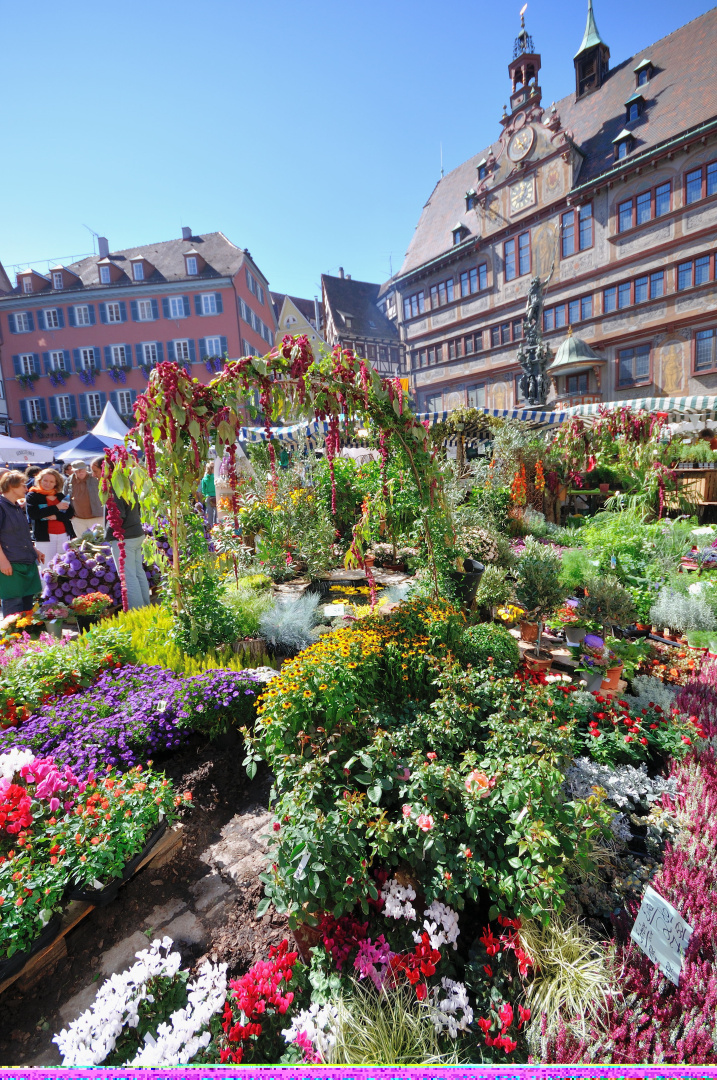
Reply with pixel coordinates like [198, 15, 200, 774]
[630, 884, 693, 986]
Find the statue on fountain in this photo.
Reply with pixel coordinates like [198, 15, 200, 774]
[517, 273, 554, 406]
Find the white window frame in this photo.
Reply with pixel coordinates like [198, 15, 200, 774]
[141, 342, 158, 365]
[137, 299, 154, 321]
[106, 302, 122, 323]
[242, 338, 259, 357]
[110, 345, 128, 367]
[169, 296, 186, 319]
[26, 397, 43, 422]
[18, 354, 36, 376]
[174, 339, 190, 361]
[44, 308, 60, 329]
[204, 336, 222, 357]
[132, 262, 144, 281]
[75, 305, 91, 326]
[15, 312, 31, 333]
[52, 272, 63, 290]
[200, 293, 217, 315]
[99, 265, 111, 284]
[79, 347, 96, 370]
[55, 394, 72, 420]
[116, 390, 133, 415]
[49, 350, 66, 371]
[185, 256, 198, 276]
[85, 392, 103, 419]
[22, 278, 33, 294]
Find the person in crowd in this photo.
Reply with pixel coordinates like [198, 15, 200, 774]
[24, 465, 41, 490]
[0, 471, 45, 617]
[62, 462, 74, 479]
[64, 460, 104, 535]
[91, 457, 150, 610]
[200, 461, 217, 529]
[26, 468, 75, 564]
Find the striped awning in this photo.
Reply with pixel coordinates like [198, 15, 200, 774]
[416, 406, 568, 428]
[563, 395, 717, 420]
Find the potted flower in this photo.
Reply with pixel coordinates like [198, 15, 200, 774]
[70, 592, 114, 632]
[0, 608, 46, 640]
[515, 537, 567, 671]
[604, 636, 651, 682]
[37, 601, 71, 639]
[575, 634, 616, 691]
[550, 601, 590, 645]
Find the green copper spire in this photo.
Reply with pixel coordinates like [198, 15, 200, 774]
[574, 0, 606, 58]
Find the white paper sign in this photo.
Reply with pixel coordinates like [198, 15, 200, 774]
[630, 884, 693, 986]
[323, 603, 346, 618]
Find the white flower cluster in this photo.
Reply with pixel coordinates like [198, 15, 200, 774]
[413, 900, 460, 951]
[282, 1001, 340, 1061]
[53, 937, 226, 1067]
[429, 978, 474, 1037]
[380, 877, 417, 921]
[0, 748, 35, 780]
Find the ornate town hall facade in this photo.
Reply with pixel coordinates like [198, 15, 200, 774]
[381, 4, 717, 412]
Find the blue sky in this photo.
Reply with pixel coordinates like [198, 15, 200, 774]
[0, 0, 711, 300]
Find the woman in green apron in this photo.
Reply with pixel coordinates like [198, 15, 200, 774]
[0, 471, 45, 618]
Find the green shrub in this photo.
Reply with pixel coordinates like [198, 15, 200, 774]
[558, 548, 596, 592]
[222, 580, 273, 638]
[458, 622, 520, 673]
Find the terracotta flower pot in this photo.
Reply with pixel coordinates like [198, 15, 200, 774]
[599, 483, 610, 493]
[601, 663, 624, 690]
[524, 649, 553, 673]
[520, 621, 539, 643]
[292, 920, 323, 962]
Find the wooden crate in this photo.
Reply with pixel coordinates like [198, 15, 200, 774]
[0, 825, 183, 997]
[666, 468, 717, 509]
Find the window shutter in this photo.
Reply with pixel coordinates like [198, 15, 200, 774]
[110, 391, 118, 411]
[156, 342, 164, 363]
[8, 314, 16, 334]
[99, 303, 107, 325]
[215, 293, 223, 314]
[124, 344, 132, 367]
[104, 346, 111, 368]
[130, 389, 138, 405]
[42, 351, 51, 374]
[188, 339, 196, 363]
[56, 308, 65, 328]
[19, 400, 28, 424]
[27, 312, 34, 331]
[69, 395, 78, 419]
[162, 298, 170, 319]
[73, 349, 81, 372]
[36, 310, 45, 331]
[167, 341, 175, 361]
[183, 296, 190, 317]
[12, 356, 21, 375]
[99, 391, 107, 409]
[119, 301, 127, 323]
[198, 337, 206, 357]
[67, 306, 76, 328]
[220, 336, 227, 356]
[49, 396, 58, 419]
[78, 394, 88, 419]
[88, 304, 96, 326]
[130, 300, 139, 322]
[38, 399, 48, 422]
[151, 298, 159, 320]
[194, 295, 202, 316]
[63, 349, 71, 369]
[33, 354, 41, 376]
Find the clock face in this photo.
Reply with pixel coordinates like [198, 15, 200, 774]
[508, 126, 535, 162]
[510, 178, 535, 215]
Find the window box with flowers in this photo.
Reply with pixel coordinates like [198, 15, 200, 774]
[17, 371, 41, 391]
[25, 420, 49, 439]
[54, 418, 77, 438]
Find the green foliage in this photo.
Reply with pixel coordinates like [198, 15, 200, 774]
[515, 538, 566, 619]
[258, 593, 322, 654]
[558, 549, 597, 592]
[458, 622, 520, 674]
[472, 565, 513, 611]
[222, 579, 273, 638]
[581, 575, 636, 629]
[329, 984, 461, 1065]
[649, 587, 716, 634]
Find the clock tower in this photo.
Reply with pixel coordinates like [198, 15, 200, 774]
[506, 12, 542, 118]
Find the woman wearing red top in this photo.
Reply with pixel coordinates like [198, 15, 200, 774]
[25, 468, 76, 565]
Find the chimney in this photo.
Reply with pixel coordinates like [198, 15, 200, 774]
[182, 226, 192, 241]
[338, 267, 344, 279]
[347, 274, 352, 280]
[314, 296, 321, 333]
[97, 236, 109, 259]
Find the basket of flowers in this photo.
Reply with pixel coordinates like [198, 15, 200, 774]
[70, 592, 114, 632]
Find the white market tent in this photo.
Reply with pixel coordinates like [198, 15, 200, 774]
[0, 433, 53, 464]
[52, 403, 130, 462]
[91, 401, 130, 440]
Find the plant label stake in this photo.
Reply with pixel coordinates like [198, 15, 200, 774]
[630, 884, 693, 986]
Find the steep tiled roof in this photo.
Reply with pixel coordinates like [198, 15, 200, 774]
[322, 275, 399, 341]
[399, 7, 717, 277]
[271, 292, 320, 325]
[61, 231, 245, 289]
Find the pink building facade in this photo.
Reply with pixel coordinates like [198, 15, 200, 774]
[0, 229, 276, 443]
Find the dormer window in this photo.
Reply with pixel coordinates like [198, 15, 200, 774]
[625, 92, 644, 124]
[133, 262, 144, 281]
[22, 277, 32, 294]
[185, 256, 198, 276]
[52, 271, 63, 289]
[634, 58, 653, 87]
[452, 223, 469, 246]
[100, 265, 111, 284]
[477, 159, 488, 181]
[613, 129, 634, 160]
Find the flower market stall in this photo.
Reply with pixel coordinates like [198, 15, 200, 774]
[0, 341, 716, 1065]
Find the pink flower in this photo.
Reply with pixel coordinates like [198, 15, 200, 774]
[426, 752, 437, 761]
[397, 768, 410, 779]
[465, 769, 492, 796]
[416, 814, 434, 832]
[402, 804, 412, 819]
